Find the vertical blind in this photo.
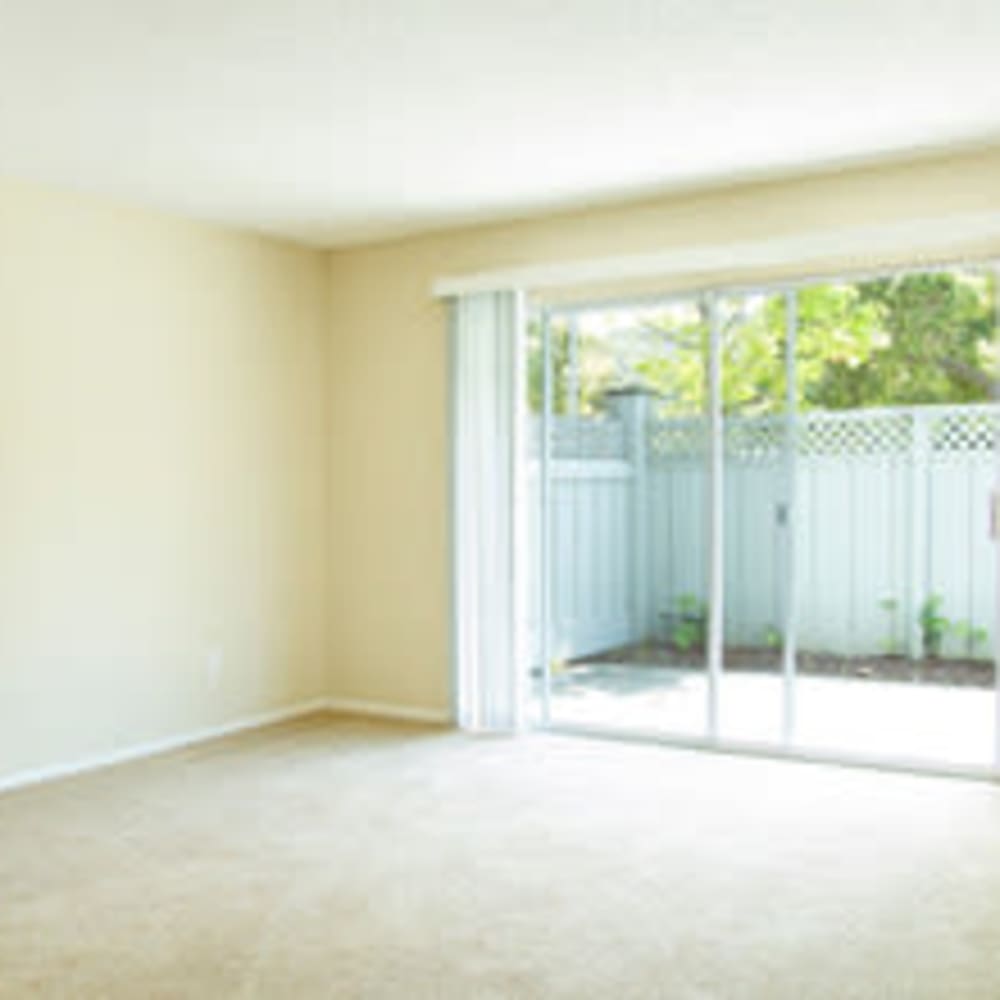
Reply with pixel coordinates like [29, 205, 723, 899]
[450, 290, 526, 731]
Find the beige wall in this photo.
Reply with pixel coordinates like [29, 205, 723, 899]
[326, 146, 1000, 714]
[0, 179, 329, 782]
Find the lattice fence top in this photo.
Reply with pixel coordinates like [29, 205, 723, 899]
[798, 410, 913, 462]
[649, 419, 707, 460]
[725, 417, 788, 463]
[531, 404, 1000, 463]
[529, 415, 628, 460]
[647, 415, 788, 464]
[646, 404, 1000, 464]
[929, 407, 998, 459]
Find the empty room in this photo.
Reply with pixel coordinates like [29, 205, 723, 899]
[3, 1, 1000, 997]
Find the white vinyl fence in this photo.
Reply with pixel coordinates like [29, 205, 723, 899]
[529, 397, 998, 664]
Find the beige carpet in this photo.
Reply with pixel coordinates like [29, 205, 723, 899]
[2, 715, 1000, 999]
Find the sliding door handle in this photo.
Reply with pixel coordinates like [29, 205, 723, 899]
[775, 502, 790, 528]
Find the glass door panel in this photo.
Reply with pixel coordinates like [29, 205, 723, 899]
[718, 292, 792, 744]
[528, 299, 710, 736]
[643, 298, 711, 737]
[790, 269, 998, 766]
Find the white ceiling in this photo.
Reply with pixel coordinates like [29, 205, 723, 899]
[2, 0, 1000, 248]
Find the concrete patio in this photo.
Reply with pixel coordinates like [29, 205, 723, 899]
[540, 663, 998, 767]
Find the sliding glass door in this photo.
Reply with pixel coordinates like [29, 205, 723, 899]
[527, 263, 1000, 774]
[527, 300, 710, 736]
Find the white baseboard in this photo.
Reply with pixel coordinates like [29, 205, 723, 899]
[326, 697, 452, 726]
[0, 698, 330, 797]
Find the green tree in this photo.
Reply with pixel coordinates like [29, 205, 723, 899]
[527, 317, 637, 415]
[809, 271, 997, 408]
[534, 269, 999, 415]
[632, 285, 887, 415]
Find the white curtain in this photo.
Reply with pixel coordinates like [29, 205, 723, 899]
[450, 290, 526, 732]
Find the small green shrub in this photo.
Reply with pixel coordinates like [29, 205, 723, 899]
[669, 594, 707, 653]
[917, 596, 990, 660]
[953, 621, 989, 659]
[919, 594, 949, 659]
[762, 625, 782, 650]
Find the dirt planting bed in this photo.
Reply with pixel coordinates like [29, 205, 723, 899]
[578, 643, 995, 689]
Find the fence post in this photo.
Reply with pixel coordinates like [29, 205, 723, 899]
[907, 409, 930, 660]
[605, 388, 654, 645]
